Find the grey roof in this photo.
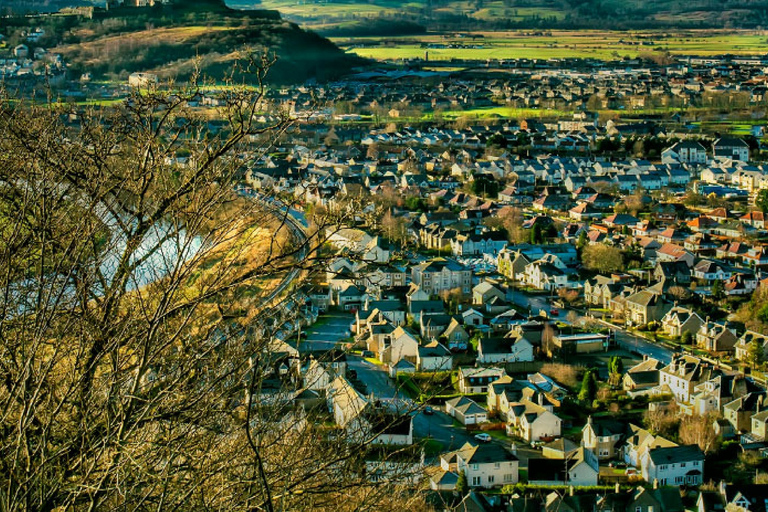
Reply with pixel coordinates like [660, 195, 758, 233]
[648, 445, 705, 465]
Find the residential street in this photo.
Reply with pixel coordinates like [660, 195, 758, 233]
[509, 288, 674, 364]
[347, 355, 477, 456]
[301, 313, 355, 351]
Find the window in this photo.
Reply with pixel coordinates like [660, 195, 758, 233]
[488, 475, 495, 484]
[504, 474, 515, 483]
[472, 464, 478, 471]
[680, 462, 686, 468]
[494, 463, 500, 469]
[472, 476, 481, 486]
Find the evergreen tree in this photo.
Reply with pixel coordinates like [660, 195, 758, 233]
[456, 470, 468, 495]
[712, 279, 724, 300]
[578, 370, 597, 402]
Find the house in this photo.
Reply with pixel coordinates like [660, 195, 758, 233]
[382, 326, 420, 365]
[654, 261, 692, 286]
[527, 448, 599, 486]
[740, 211, 766, 229]
[411, 257, 473, 295]
[624, 290, 672, 326]
[497, 248, 530, 281]
[472, 281, 506, 307]
[477, 335, 534, 363]
[641, 445, 705, 486]
[508, 402, 562, 443]
[699, 482, 768, 512]
[661, 307, 704, 338]
[621, 424, 678, 469]
[623, 357, 663, 392]
[735, 330, 768, 362]
[723, 392, 766, 432]
[445, 396, 488, 425]
[441, 442, 519, 488]
[693, 259, 732, 282]
[664, 140, 708, 164]
[656, 243, 695, 267]
[659, 355, 725, 404]
[442, 317, 470, 350]
[451, 231, 508, 256]
[581, 416, 626, 460]
[696, 322, 738, 353]
[596, 486, 684, 512]
[327, 376, 413, 445]
[523, 258, 570, 291]
[541, 438, 579, 460]
[713, 137, 750, 162]
[417, 341, 453, 371]
[457, 367, 506, 394]
[749, 408, 768, 442]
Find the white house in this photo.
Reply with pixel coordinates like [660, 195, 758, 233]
[416, 341, 453, 371]
[640, 445, 705, 486]
[520, 409, 562, 443]
[445, 396, 488, 425]
[441, 443, 519, 488]
[383, 326, 420, 365]
[477, 335, 534, 364]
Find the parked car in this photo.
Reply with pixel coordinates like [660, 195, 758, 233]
[550, 308, 560, 316]
[608, 461, 627, 469]
[474, 433, 492, 443]
[424, 406, 434, 415]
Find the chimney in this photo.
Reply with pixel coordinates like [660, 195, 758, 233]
[653, 478, 659, 490]
[615, 482, 621, 494]
[569, 486, 574, 497]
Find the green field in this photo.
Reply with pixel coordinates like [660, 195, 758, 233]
[333, 30, 768, 62]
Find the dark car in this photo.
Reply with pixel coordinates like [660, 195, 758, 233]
[423, 406, 434, 415]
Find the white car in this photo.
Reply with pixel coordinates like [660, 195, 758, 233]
[474, 433, 492, 443]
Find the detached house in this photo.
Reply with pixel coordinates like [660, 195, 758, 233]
[582, 417, 626, 460]
[624, 290, 672, 326]
[735, 330, 768, 362]
[457, 367, 505, 394]
[441, 442, 519, 488]
[696, 322, 738, 353]
[641, 445, 705, 486]
[661, 307, 704, 338]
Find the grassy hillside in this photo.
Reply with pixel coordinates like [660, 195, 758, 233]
[228, 0, 768, 32]
[0, 0, 365, 83]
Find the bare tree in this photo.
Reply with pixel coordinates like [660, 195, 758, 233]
[0, 61, 426, 511]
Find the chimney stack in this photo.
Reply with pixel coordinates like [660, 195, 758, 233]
[569, 486, 574, 497]
[653, 478, 659, 490]
[615, 482, 621, 494]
